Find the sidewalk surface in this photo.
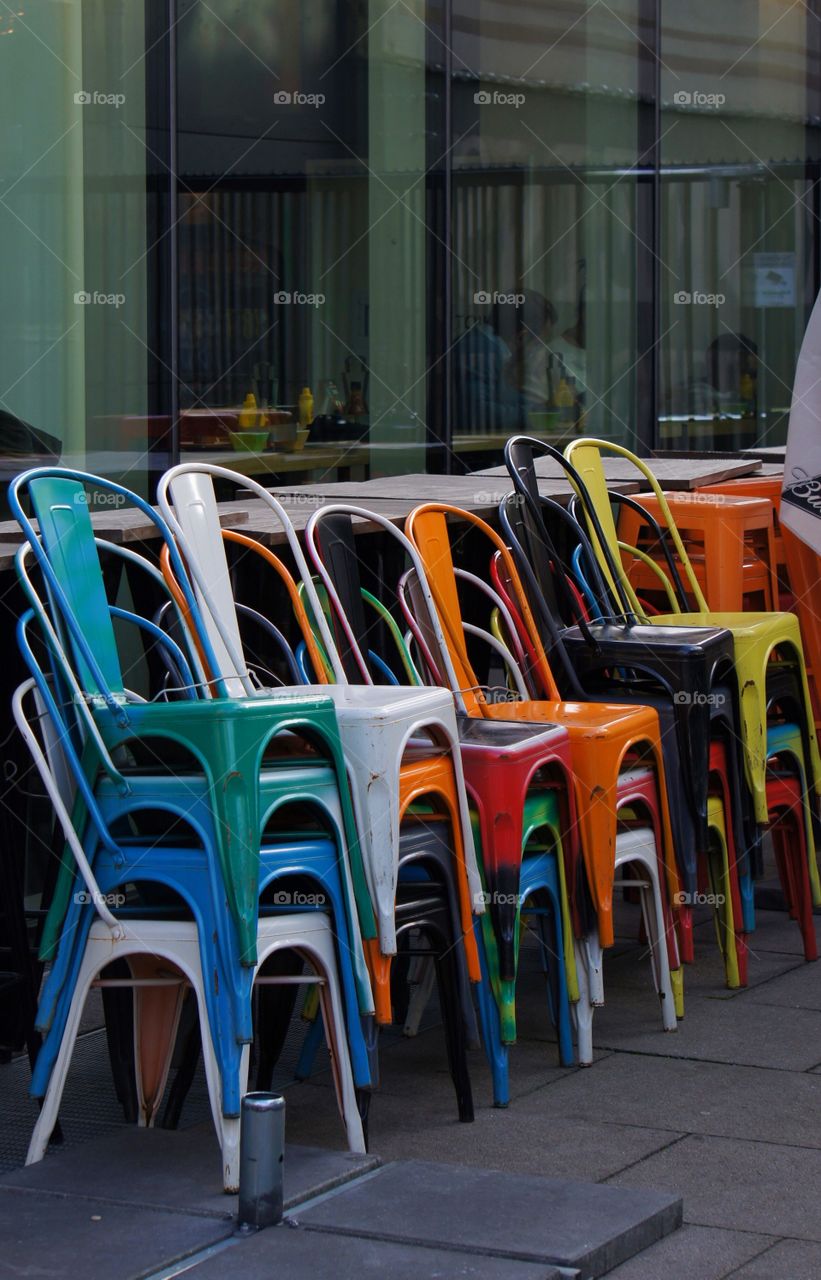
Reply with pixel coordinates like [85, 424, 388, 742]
[2, 895, 819, 1279]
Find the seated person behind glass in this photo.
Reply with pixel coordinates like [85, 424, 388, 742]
[515, 295, 588, 411]
[452, 303, 521, 432]
[668, 333, 758, 416]
[453, 290, 557, 431]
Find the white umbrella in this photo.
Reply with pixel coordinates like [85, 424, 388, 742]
[782, 290, 821, 552]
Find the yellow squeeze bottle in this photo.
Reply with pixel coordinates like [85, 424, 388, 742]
[238, 392, 259, 429]
[298, 386, 315, 428]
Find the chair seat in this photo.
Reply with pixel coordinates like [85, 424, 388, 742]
[563, 620, 731, 654]
[653, 610, 800, 639]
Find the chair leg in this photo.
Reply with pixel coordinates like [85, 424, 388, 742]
[474, 930, 510, 1107]
[773, 815, 819, 962]
[27, 946, 106, 1164]
[390, 932, 413, 1027]
[160, 996, 202, 1129]
[254, 949, 303, 1091]
[434, 947, 474, 1123]
[131, 956, 187, 1126]
[317, 967, 366, 1155]
[707, 840, 741, 990]
[634, 857, 678, 1033]
[572, 938, 595, 1066]
[531, 901, 574, 1067]
[676, 904, 695, 964]
[403, 953, 436, 1037]
[295, 1009, 325, 1080]
[101, 966, 138, 1124]
[580, 931, 604, 1006]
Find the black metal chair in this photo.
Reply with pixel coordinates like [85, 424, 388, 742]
[500, 435, 747, 898]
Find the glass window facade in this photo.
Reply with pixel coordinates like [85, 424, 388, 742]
[2, 1, 820, 495]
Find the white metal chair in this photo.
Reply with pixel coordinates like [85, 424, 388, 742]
[156, 464, 483, 956]
[573, 825, 678, 1065]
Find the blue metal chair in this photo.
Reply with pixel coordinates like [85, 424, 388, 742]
[9, 470, 376, 1108]
[10, 469, 374, 981]
[17, 611, 373, 1118]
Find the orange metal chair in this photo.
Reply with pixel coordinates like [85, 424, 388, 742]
[403, 502, 682, 952]
[161, 532, 481, 1024]
[617, 492, 779, 613]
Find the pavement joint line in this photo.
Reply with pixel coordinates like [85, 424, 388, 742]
[136, 1234, 240, 1280]
[561, 1113, 821, 1153]
[299, 1218, 591, 1269]
[717, 958, 810, 988]
[601, 1132, 690, 1183]
[0, 1181, 235, 1221]
[748, 995, 821, 1016]
[586, 1045, 821, 1074]
[678, 1219, 792, 1242]
[0, 1150, 389, 1220]
[720, 1237, 789, 1279]
[283, 1159, 390, 1217]
[471, 1057, 611, 1105]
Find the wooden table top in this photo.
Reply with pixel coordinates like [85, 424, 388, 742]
[475, 454, 763, 490]
[0, 502, 250, 570]
[260, 472, 639, 503]
[217, 474, 643, 546]
[741, 445, 786, 462]
[0, 452, 768, 570]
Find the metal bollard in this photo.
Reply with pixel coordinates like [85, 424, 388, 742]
[237, 1092, 285, 1230]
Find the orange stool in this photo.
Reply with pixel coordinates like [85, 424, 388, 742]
[698, 476, 787, 597]
[618, 492, 779, 613]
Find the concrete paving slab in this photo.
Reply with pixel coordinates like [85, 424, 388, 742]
[740, 909, 821, 958]
[0, 1184, 233, 1279]
[513, 1053, 821, 1150]
[603, 1223, 774, 1280]
[359, 1089, 682, 1182]
[376, 1026, 582, 1104]
[0, 1124, 379, 1218]
[744, 960, 821, 1013]
[296, 1158, 682, 1279]
[609, 1133, 821, 1240]
[729, 1238, 821, 1278]
[599, 938, 802, 1001]
[185, 1222, 564, 1279]
[588, 986, 821, 1070]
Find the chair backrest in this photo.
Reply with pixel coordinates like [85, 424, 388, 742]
[304, 502, 465, 698]
[505, 434, 642, 625]
[13, 678, 123, 937]
[222, 530, 329, 680]
[404, 503, 562, 710]
[157, 469, 250, 696]
[23, 474, 124, 695]
[157, 463, 349, 692]
[15, 612, 123, 859]
[307, 508, 442, 687]
[9, 468, 215, 715]
[498, 494, 602, 699]
[503, 436, 569, 622]
[308, 511, 378, 682]
[564, 438, 710, 613]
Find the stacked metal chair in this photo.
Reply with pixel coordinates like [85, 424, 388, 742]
[10, 468, 373, 1187]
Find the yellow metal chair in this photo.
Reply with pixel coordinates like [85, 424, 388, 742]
[564, 438, 821, 825]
